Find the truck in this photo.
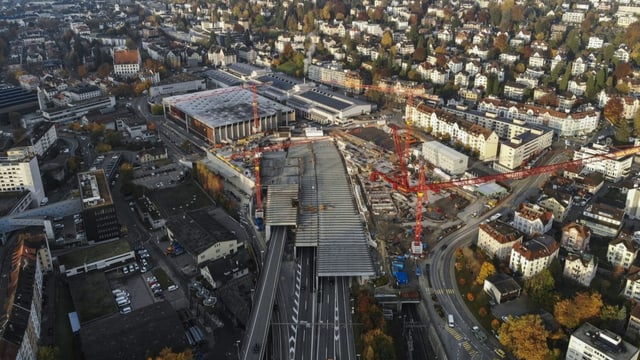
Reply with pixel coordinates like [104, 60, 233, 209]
[448, 314, 455, 327]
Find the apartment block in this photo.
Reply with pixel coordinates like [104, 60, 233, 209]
[573, 143, 632, 182]
[0, 150, 45, 206]
[408, 103, 499, 161]
[509, 235, 559, 278]
[477, 220, 523, 261]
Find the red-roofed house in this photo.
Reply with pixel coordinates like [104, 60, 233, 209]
[509, 235, 559, 278]
[513, 203, 554, 236]
[113, 48, 141, 78]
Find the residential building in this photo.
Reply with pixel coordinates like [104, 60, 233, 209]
[566, 323, 639, 360]
[503, 82, 528, 101]
[623, 267, 640, 301]
[580, 203, 625, 238]
[62, 85, 102, 102]
[562, 10, 586, 24]
[560, 223, 592, 252]
[574, 143, 632, 182]
[477, 220, 523, 261]
[408, 103, 500, 161]
[538, 187, 572, 222]
[563, 252, 597, 287]
[0, 150, 45, 206]
[513, 203, 554, 236]
[625, 185, 640, 219]
[587, 36, 604, 49]
[138, 146, 168, 163]
[421, 141, 468, 175]
[509, 235, 559, 278]
[78, 170, 120, 243]
[607, 232, 640, 269]
[11, 122, 57, 158]
[483, 273, 521, 304]
[627, 304, 640, 343]
[477, 98, 599, 136]
[207, 46, 236, 67]
[497, 128, 554, 171]
[113, 48, 141, 78]
[0, 234, 45, 360]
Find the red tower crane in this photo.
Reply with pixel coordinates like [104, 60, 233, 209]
[376, 145, 640, 257]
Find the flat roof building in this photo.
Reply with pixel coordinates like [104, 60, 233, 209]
[162, 87, 295, 145]
[0, 150, 45, 206]
[422, 141, 469, 175]
[78, 170, 119, 242]
[567, 322, 639, 360]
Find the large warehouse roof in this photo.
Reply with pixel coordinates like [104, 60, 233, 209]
[289, 140, 376, 277]
[163, 87, 293, 127]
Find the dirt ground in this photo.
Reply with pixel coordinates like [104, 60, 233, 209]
[348, 127, 395, 151]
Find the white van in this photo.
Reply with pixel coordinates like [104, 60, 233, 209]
[448, 314, 455, 328]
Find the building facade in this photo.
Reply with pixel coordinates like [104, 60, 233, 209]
[0, 150, 45, 206]
[563, 253, 597, 286]
[477, 220, 523, 261]
[573, 143, 633, 182]
[561, 223, 592, 252]
[566, 323, 639, 360]
[607, 233, 640, 270]
[513, 203, 554, 236]
[421, 141, 468, 175]
[78, 170, 120, 243]
[509, 235, 559, 278]
[113, 48, 141, 78]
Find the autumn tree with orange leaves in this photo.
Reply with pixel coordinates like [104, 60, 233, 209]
[498, 314, 550, 360]
[554, 292, 603, 329]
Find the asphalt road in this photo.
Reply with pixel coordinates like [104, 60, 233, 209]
[427, 150, 570, 360]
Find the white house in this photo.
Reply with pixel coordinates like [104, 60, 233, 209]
[563, 252, 597, 286]
[477, 220, 523, 261]
[509, 235, 559, 278]
[607, 233, 640, 270]
[513, 203, 554, 236]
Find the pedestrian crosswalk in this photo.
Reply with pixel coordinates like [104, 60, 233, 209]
[462, 341, 478, 357]
[445, 326, 463, 340]
[425, 288, 456, 295]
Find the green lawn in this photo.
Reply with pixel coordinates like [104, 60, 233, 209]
[58, 238, 131, 268]
[152, 267, 173, 289]
[68, 272, 117, 323]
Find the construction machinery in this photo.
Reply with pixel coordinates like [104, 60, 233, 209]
[373, 144, 640, 257]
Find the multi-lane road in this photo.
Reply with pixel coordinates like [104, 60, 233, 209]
[428, 151, 570, 359]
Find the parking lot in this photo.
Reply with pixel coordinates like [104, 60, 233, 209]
[132, 163, 186, 190]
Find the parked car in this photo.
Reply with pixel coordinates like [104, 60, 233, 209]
[120, 306, 132, 315]
[168, 284, 179, 292]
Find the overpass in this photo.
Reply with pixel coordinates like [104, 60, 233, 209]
[241, 226, 288, 360]
[0, 199, 83, 243]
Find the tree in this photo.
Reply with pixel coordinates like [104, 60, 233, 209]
[566, 29, 582, 56]
[413, 47, 426, 62]
[494, 33, 509, 52]
[554, 292, 603, 329]
[119, 163, 134, 181]
[476, 261, 496, 285]
[615, 62, 633, 81]
[97, 63, 112, 78]
[95, 143, 112, 153]
[634, 109, 640, 135]
[498, 314, 550, 360]
[77, 64, 88, 78]
[151, 104, 164, 115]
[604, 97, 624, 126]
[38, 346, 60, 360]
[362, 329, 396, 360]
[147, 347, 193, 360]
[381, 31, 393, 49]
[601, 304, 627, 321]
[524, 269, 557, 311]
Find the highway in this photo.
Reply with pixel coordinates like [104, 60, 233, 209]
[241, 226, 287, 360]
[427, 150, 570, 359]
[314, 276, 355, 360]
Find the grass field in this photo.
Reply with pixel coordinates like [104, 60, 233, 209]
[68, 272, 117, 323]
[150, 180, 212, 217]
